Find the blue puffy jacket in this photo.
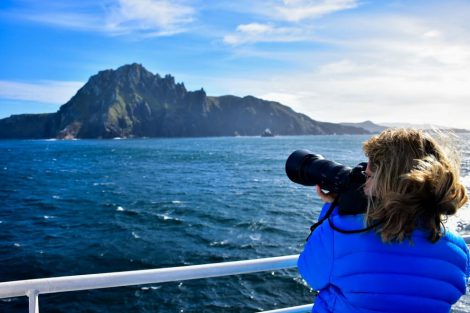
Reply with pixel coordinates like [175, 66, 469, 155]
[298, 203, 470, 313]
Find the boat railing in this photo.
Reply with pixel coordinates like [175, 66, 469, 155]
[1, 235, 470, 313]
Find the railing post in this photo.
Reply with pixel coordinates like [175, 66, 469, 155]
[26, 290, 39, 313]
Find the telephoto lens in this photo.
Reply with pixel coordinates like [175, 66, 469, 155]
[285, 150, 368, 215]
[285, 150, 354, 193]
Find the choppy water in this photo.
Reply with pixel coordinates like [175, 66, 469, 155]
[1, 135, 469, 313]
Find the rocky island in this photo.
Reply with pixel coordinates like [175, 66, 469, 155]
[0, 64, 369, 139]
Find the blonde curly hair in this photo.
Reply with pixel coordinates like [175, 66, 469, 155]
[363, 128, 468, 243]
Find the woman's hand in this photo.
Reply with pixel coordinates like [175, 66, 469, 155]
[316, 185, 336, 203]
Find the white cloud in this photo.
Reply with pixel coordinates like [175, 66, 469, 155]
[423, 30, 441, 38]
[275, 0, 359, 22]
[214, 0, 359, 23]
[222, 0, 359, 45]
[223, 23, 310, 45]
[224, 23, 273, 45]
[105, 0, 195, 36]
[6, 0, 196, 37]
[260, 92, 305, 107]
[23, 13, 103, 32]
[0, 81, 84, 104]
[210, 12, 470, 129]
[238, 23, 274, 34]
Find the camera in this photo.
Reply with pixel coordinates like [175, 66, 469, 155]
[285, 150, 368, 215]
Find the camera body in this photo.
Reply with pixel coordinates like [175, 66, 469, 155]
[285, 150, 368, 215]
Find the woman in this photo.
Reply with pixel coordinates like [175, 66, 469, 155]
[298, 128, 469, 313]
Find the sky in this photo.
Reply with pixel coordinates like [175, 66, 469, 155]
[1, 0, 470, 129]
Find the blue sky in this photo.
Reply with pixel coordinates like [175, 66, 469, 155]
[1, 0, 470, 128]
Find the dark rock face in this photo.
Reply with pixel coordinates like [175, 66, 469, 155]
[0, 113, 58, 139]
[0, 64, 369, 139]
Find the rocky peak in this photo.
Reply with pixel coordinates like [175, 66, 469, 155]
[77, 64, 188, 99]
[115, 63, 153, 84]
[163, 74, 176, 85]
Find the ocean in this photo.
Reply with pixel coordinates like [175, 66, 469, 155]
[1, 135, 469, 312]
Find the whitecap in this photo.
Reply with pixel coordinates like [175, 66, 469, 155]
[210, 240, 229, 246]
[157, 213, 178, 221]
[132, 232, 140, 239]
[249, 234, 261, 241]
[117, 206, 125, 212]
[93, 182, 114, 186]
[44, 215, 55, 219]
[172, 200, 182, 204]
[13, 243, 21, 247]
[141, 286, 161, 290]
[52, 195, 61, 199]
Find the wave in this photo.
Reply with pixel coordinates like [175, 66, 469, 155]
[209, 240, 229, 247]
[156, 213, 181, 222]
[140, 286, 161, 291]
[93, 182, 115, 186]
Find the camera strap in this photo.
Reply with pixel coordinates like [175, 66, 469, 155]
[327, 217, 383, 234]
[306, 196, 340, 241]
[306, 196, 384, 240]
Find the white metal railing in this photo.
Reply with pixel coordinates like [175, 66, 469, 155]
[2, 235, 470, 313]
[0, 254, 312, 313]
